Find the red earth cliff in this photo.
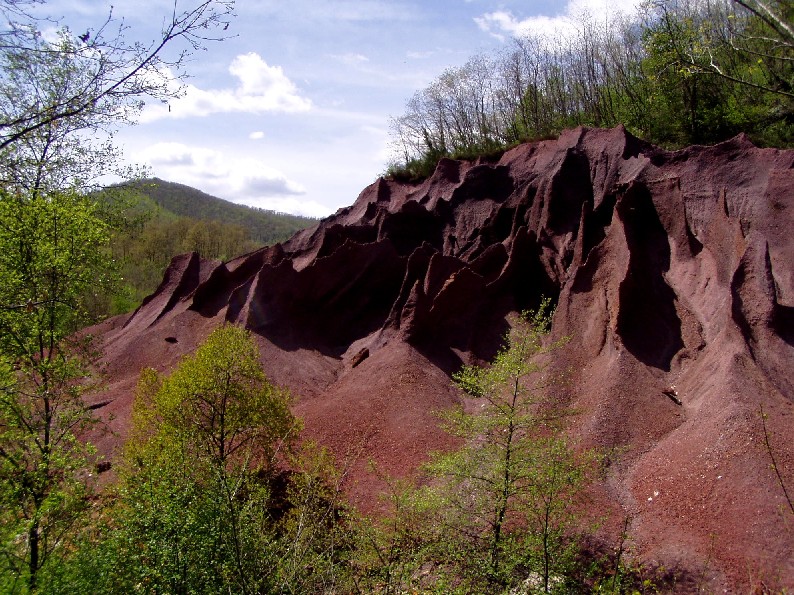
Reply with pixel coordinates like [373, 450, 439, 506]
[87, 126, 794, 591]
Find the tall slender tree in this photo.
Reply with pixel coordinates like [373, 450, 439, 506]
[424, 301, 598, 592]
[0, 190, 111, 592]
[0, 2, 236, 590]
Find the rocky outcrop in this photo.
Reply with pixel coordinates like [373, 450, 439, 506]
[91, 126, 794, 591]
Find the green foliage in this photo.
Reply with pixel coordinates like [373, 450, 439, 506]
[350, 302, 603, 594]
[389, 1, 793, 176]
[0, 189, 113, 592]
[129, 325, 299, 472]
[88, 180, 317, 318]
[0, 2, 252, 591]
[385, 148, 450, 182]
[424, 301, 596, 592]
[122, 178, 317, 246]
[114, 326, 298, 592]
[351, 475, 446, 593]
[0, 369, 98, 594]
[63, 325, 353, 594]
[273, 441, 354, 593]
[0, 191, 113, 349]
[385, 143, 512, 183]
[634, 1, 790, 146]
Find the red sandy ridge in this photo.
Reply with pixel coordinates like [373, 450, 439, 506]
[86, 126, 794, 591]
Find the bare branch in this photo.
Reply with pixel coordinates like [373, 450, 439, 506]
[732, 0, 794, 46]
[0, 0, 235, 156]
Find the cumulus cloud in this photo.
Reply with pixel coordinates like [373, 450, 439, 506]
[137, 142, 307, 204]
[474, 11, 561, 39]
[249, 131, 265, 140]
[475, 0, 643, 40]
[239, 171, 306, 197]
[140, 53, 311, 122]
[145, 142, 227, 175]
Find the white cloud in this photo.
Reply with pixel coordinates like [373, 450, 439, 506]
[239, 171, 306, 197]
[140, 53, 311, 122]
[475, 0, 643, 40]
[249, 131, 265, 140]
[474, 11, 561, 40]
[137, 142, 307, 204]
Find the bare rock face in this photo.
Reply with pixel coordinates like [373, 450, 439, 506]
[90, 126, 794, 591]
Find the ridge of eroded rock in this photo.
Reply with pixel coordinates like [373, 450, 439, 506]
[91, 126, 794, 591]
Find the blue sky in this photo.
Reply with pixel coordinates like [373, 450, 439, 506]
[45, 0, 641, 217]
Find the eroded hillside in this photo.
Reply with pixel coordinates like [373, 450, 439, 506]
[89, 126, 794, 591]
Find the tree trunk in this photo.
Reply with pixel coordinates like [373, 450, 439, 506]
[28, 518, 39, 591]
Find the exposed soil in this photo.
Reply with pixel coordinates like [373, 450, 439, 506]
[86, 126, 794, 591]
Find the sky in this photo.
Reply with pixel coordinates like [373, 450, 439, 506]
[43, 0, 643, 217]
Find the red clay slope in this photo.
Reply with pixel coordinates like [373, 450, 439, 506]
[87, 126, 794, 591]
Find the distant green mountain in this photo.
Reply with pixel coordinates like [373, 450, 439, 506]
[124, 178, 318, 246]
[89, 179, 319, 317]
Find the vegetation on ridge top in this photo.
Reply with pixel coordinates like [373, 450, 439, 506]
[386, 0, 793, 181]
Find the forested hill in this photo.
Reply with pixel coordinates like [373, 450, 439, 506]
[123, 178, 317, 245]
[92, 179, 318, 316]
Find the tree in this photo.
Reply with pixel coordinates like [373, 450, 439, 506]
[736, 0, 793, 42]
[0, 1, 237, 591]
[129, 326, 298, 474]
[272, 441, 355, 593]
[640, 0, 793, 144]
[717, 0, 793, 95]
[387, 0, 792, 177]
[116, 325, 300, 594]
[0, 0, 234, 192]
[423, 301, 599, 593]
[351, 475, 448, 594]
[0, 189, 111, 592]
